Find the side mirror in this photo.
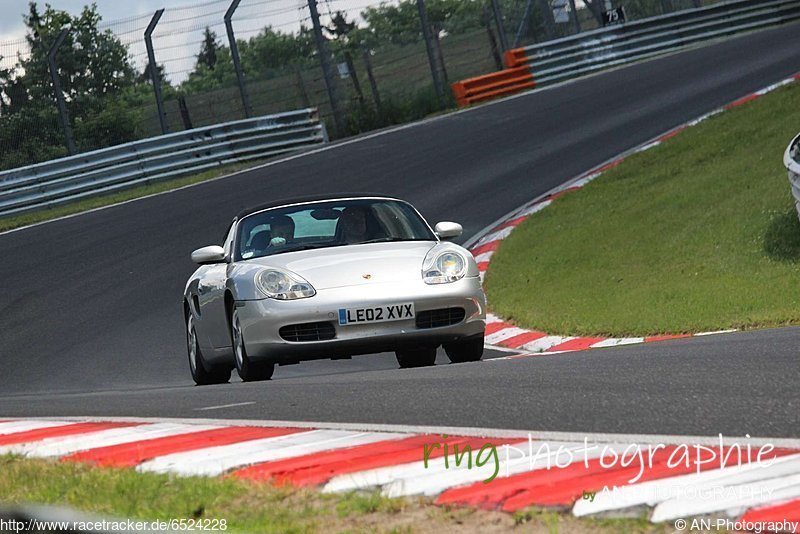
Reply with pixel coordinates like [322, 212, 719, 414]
[191, 245, 226, 265]
[434, 221, 463, 240]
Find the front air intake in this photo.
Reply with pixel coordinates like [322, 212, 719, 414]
[279, 321, 336, 342]
[415, 307, 466, 329]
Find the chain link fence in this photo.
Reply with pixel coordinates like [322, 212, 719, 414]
[0, 0, 721, 172]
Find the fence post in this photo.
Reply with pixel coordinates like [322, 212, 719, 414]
[225, 0, 252, 118]
[344, 51, 364, 105]
[568, 0, 582, 33]
[538, 0, 556, 40]
[361, 46, 382, 113]
[484, 7, 503, 69]
[432, 31, 448, 84]
[416, 0, 447, 110]
[144, 9, 169, 135]
[307, 0, 345, 137]
[47, 27, 76, 156]
[490, 0, 509, 52]
[293, 65, 311, 108]
[177, 96, 193, 130]
[512, 0, 534, 49]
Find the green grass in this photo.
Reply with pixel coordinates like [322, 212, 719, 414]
[511, 507, 669, 533]
[0, 454, 396, 533]
[0, 455, 678, 533]
[0, 160, 265, 234]
[485, 82, 800, 337]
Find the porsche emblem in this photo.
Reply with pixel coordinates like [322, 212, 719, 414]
[362, 274, 372, 279]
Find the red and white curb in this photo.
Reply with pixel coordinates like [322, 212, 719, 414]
[2, 418, 800, 531]
[469, 72, 800, 358]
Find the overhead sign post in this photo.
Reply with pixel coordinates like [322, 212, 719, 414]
[47, 27, 77, 156]
[144, 9, 169, 135]
[225, 0, 253, 118]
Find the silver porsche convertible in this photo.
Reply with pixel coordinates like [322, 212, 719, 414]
[183, 195, 486, 385]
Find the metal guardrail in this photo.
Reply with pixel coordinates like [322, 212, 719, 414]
[784, 133, 800, 222]
[507, 0, 800, 84]
[0, 108, 327, 218]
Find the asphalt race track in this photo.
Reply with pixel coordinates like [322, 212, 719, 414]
[1, 24, 799, 438]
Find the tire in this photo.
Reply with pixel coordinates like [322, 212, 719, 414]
[231, 307, 274, 382]
[395, 347, 437, 368]
[444, 335, 484, 363]
[186, 313, 231, 386]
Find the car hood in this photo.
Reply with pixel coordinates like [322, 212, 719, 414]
[244, 241, 439, 289]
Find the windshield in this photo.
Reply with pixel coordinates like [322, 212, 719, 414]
[234, 198, 436, 260]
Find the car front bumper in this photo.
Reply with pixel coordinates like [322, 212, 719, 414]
[237, 276, 486, 363]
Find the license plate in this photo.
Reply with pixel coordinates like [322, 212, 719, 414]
[338, 303, 415, 326]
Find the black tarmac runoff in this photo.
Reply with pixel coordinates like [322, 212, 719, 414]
[1, 23, 799, 439]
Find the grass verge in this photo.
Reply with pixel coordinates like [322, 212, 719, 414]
[0, 159, 266, 234]
[485, 82, 800, 336]
[0, 455, 678, 533]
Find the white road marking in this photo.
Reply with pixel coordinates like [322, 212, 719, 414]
[0, 423, 221, 458]
[518, 199, 553, 217]
[485, 327, 530, 345]
[485, 313, 505, 324]
[475, 227, 514, 247]
[473, 251, 494, 263]
[0, 420, 75, 436]
[694, 329, 738, 336]
[590, 337, 645, 348]
[195, 402, 256, 411]
[567, 175, 599, 189]
[137, 429, 409, 477]
[637, 140, 662, 151]
[522, 336, 575, 352]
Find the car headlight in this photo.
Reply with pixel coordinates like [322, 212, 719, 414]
[255, 269, 315, 300]
[423, 251, 467, 284]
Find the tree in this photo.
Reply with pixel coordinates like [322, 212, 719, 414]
[325, 11, 356, 42]
[360, 0, 483, 46]
[0, 59, 24, 115]
[196, 27, 219, 71]
[137, 61, 170, 88]
[361, 2, 421, 45]
[18, 2, 136, 103]
[325, 11, 365, 57]
[0, 2, 141, 167]
[182, 47, 237, 93]
[180, 23, 318, 94]
[239, 26, 315, 79]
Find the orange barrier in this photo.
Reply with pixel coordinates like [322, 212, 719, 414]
[450, 65, 535, 107]
[503, 48, 528, 68]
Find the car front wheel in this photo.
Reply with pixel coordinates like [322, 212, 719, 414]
[395, 347, 437, 368]
[231, 307, 274, 382]
[187, 313, 231, 385]
[444, 335, 484, 363]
